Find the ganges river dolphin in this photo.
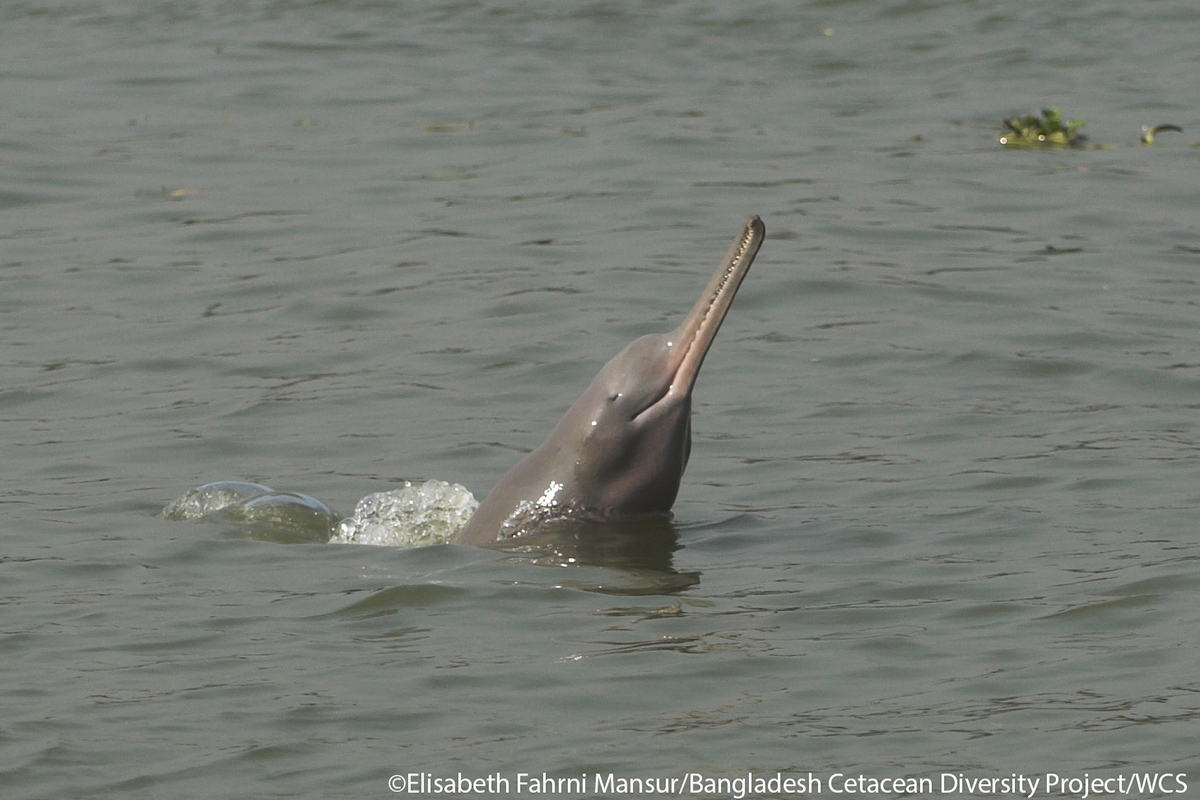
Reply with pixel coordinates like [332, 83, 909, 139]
[454, 216, 765, 546]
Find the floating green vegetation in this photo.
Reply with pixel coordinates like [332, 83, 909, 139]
[999, 108, 1184, 149]
[1000, 108, 1086, 148]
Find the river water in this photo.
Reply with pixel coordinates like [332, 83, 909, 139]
[3, 1, 1199, 798]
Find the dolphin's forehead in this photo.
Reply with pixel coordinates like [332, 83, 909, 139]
[599, 333, 675, 391]
[616, 332, 674, 364]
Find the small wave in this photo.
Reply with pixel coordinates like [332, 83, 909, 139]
[161, 480, 281, 520]
[160, 481, 340, 543]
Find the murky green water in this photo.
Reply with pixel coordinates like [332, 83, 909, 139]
[3, 1, 1199, 797]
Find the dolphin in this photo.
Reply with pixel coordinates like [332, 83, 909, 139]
[454, 216, 765, 546]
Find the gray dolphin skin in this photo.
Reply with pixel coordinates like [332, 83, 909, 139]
[454, 216, 765, 546]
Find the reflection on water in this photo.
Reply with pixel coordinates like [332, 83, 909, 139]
[493, 517, 702, 594]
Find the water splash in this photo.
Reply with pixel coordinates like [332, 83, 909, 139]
[162, 479, 478, 547]
[332, 480, 478, 547]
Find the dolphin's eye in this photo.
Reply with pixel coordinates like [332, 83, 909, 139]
[608, 391, 622, 402]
